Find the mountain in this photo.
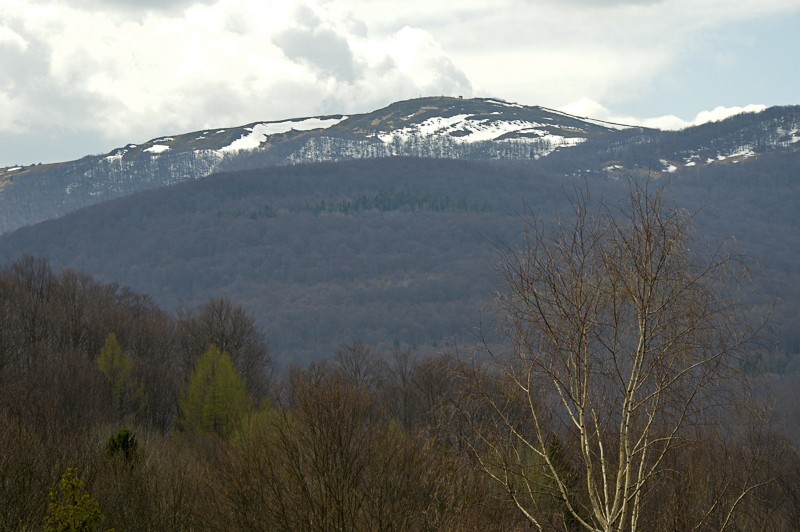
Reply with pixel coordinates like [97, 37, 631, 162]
[541, 105, 800, 178]
[2, 153, 800, 366]
[2, 97, 799, 237]
[0, 157, 558, 363]
[0, 97, 626, 235]
[1, 97, 800, 364]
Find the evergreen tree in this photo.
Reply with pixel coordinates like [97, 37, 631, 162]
[106, 428, 138, 462]
[180, 345, 251, 438]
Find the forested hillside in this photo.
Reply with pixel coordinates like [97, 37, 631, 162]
[2, 156, 800, 367]
[0, 158, 571, 363]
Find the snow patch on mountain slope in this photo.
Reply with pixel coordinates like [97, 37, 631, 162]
[697, 146, 756, 165]
[684, 155, 700, 167]
[660, 159, 678, 173]
[105, 149, 128, 162]
[727, 147, 756, 159]
[144, 144, 170, 154]
[713, 147, 755, 162]
[484, 98, 524, 109]
[548, 136, 586, 148]
[377, 114, 588, 147]
[220, 116, 347, 154]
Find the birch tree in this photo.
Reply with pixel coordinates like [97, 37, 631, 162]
[473, 184, 758, 531]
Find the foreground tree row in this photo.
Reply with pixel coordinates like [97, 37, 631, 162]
[2, 186, 800, 530]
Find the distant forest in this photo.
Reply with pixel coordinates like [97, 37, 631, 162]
[1, 157, 799, 365]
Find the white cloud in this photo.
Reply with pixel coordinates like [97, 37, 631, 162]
[0, 0, 472, 146]
[0, 26, 27, 51]
[691, 104, 768, 126]
[559, 97, 767, 130]
[385, 27, 472, 96]
[361, 0, 800, 111]
[0, 0, 798, 166]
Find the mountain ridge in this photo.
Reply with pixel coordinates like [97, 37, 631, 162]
[0, 96, 797, 236]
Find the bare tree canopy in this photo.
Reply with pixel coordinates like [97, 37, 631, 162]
[469, 183, 765, 531]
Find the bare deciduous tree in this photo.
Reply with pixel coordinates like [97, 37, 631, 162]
[177, 298, 271, 399]
[471, 184, 761, 531]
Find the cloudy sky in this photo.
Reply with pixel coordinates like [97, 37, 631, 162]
[1, 0, 799, 167]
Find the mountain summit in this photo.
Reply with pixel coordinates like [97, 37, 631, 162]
[0, 96, 632, 234]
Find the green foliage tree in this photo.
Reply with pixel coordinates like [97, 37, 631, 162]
[180, 345, 251, 438]
[97, 332, 146, 420]
[44, 467, 103, 532]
